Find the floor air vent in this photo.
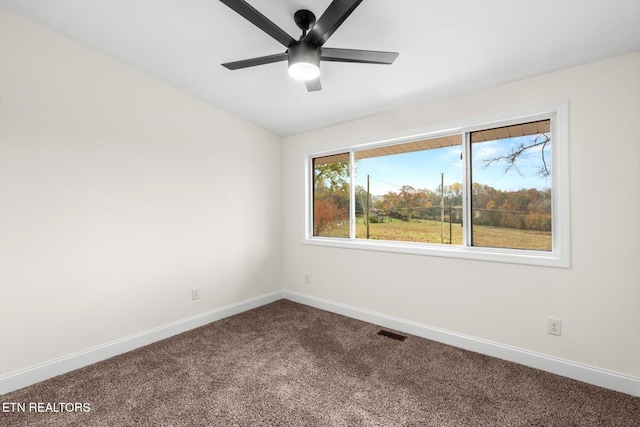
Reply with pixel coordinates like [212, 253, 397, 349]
[377, 330, 407, 341]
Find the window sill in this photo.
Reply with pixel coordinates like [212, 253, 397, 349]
[303, 237, 569, 268]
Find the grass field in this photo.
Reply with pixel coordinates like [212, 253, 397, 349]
[321, 217, 551, 251]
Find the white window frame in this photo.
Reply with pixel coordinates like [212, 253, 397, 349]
[304, 100, 570, 268]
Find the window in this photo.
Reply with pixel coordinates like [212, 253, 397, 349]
[306, 102, 569, 267]
[313, 154, 350, 238]
[354, 135, 462, 244]
[470, 120, 552, 251]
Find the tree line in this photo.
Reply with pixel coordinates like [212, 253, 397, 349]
[361, 183, 551, 232]
[314, 163, 551, 235]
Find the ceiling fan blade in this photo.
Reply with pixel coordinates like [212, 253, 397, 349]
[304, 0, 362, 47]
[305, 78, 322, 92]
[321, 48, 399, 64]
[222, 52, 288, 70]
[219, 0, 296, 47]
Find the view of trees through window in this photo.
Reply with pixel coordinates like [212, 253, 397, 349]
[354, 136, 463, 245]
[470, 120, 551, 250]
[313, 154, 350, 238]
[312, 119, 552, 252]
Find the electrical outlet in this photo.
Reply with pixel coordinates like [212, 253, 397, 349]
[304, 274, 311, 284]
[547, 318, 562, 336]
[192, 288, 200, 300]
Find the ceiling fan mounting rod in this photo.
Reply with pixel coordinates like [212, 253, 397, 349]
[294, 9, 316, 38]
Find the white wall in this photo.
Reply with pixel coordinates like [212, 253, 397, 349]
[282, 52, 640, 379]
[0, 9, 282, 376]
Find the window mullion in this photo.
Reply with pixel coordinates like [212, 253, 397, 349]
[349, 150, 356, 240]
[462, 131, 473, 247]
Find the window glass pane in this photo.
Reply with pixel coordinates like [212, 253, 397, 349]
[313, 154, 350, 237]
[470, 120, 552, 250]
[354, 135, 463, 244]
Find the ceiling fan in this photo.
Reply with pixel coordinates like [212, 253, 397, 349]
[220, 0, 399, 92]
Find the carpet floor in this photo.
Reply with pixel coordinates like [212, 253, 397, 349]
[1, 299, 638, 426]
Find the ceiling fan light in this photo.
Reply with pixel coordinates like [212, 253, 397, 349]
[288, 42, 320, 81]
[288, 62, 320, 81]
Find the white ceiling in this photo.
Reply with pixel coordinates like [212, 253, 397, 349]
[2, 0, 640, 136]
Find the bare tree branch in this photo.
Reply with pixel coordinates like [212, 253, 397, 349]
[482, 134, 551, 178]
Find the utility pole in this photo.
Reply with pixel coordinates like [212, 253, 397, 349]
[449, 201, 453, 244]
[366, 174, 370, 239]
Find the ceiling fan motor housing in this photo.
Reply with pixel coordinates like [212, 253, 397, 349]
[287, 42, 321, 80]
[288, 42, 320, 65]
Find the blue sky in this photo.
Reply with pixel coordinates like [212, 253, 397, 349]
[355, 136, 551, 196]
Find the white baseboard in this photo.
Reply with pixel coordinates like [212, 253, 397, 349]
[284, 290, 640, 397]
[0, 290, 284, 395]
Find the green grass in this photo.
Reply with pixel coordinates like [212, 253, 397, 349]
[357, 218, 463, 245]
[471, 225, 551, 251]
[320, 217, 551, 251]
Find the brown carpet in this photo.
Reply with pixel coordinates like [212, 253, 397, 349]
[1, 299, 638, 426]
